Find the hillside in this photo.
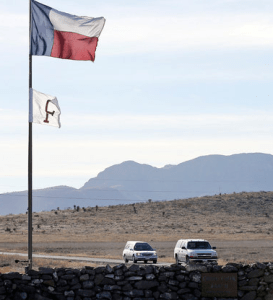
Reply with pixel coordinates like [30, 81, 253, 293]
[1, 152, 273, 215]
[0, 191, 272, 265]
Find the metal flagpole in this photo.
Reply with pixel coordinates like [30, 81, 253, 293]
[28, 0, 33, 270]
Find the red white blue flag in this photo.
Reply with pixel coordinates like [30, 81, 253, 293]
[31, 0, 106, 61]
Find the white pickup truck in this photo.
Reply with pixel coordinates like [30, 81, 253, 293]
[174, 239, 218, 265]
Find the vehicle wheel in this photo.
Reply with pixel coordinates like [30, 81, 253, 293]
[175, 255, 180, 265]
[153, 260, 157, 264]
[124, 255, 128, 263]
[144, 260, 147, 264]
[133, 256, 137, 263]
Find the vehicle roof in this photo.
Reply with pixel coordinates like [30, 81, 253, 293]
[178, 239, 208, 242]
[126, 241, 150, 244]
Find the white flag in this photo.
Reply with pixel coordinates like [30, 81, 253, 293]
[29, 89, 61, 128]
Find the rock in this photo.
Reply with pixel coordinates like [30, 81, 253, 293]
[146, 274, 156, 280]
[241, 291, 256, 300]
[249, 278, 259, 286]
[247, 269, 264, 278]
[189, 272, 201, 283]
[265, 293, 273, 300]
[265, 275, 273, 283]
[95, 274, 104, 285]
[38, 267, 54, 275]
[256, 262, 267, 269]
[222, 265, 238, 272]
[19, 292, 27, 299]
[168, 279, 179, 286]
[128, 264, 140, 272]
[135, 280, 159, 289]
[122, 283, 133, 291]
[43, 280, 55, 287]
[159, 292, 177, 299]
[123, 289, 144, 297]
[96, 291, 112, 299]
[103, 285, 121, 291]
[82, 280, 94, 289]
[177, 288, 191, 295]
[240, 286, 258, 291]
[127, 276, 143, 281]
[106, 264, 113, 273]
[77, 289, 96, 297]
[22, 275, 31, 281]
[64, 290, 74, 297]
[79, 274, 89, 281]
[95, 267, 106, 274]
[186, 265, 207, 273]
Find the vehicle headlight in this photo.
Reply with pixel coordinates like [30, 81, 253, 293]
[154, 252, 157, 256]
[212, 253, 218, 257]
[189, 252, 197, 258]
[136, 253, 141, 256]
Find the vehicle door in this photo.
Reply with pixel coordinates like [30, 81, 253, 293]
[128, 243, 134, 260]
[181, 241, 187, 261]
[123, 243, 129, 260]
[177, 241, 183, 261]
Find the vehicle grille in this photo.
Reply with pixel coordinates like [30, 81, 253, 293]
[142, 253, 153, 257]
[197, 253, 211, 259]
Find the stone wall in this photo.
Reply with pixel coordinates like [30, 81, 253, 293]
[0, 262, 273, 300]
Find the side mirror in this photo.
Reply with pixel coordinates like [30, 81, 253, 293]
[182, 247, 186, 250]
[212, 247, 216, 250]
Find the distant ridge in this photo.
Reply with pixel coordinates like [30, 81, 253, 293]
[1, 153, 273, 215]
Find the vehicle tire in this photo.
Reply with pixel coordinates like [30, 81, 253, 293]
[124, 255, 128, 263]
[144, 260, 147, 264]
[175, 255, 180, 265]
[133, 256, 137, 263]
[153, 260, 157, 264]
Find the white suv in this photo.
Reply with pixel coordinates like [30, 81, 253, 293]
[123, 241, 157, 264]
[174, 239, 218, 264]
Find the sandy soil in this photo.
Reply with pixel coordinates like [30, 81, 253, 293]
[0, 191, 272, 269]
[1, 239, 273, 265]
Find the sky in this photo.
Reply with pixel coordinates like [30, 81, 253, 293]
[1, 0, 273, 193]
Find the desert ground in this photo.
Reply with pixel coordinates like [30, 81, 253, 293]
[0, 191, 272, 272]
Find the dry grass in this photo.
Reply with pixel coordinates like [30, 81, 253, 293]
[0, 191, 272, 272]
[0, 254, 101, 273]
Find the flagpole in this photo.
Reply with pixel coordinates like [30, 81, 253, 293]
[28, 0, 33, 270]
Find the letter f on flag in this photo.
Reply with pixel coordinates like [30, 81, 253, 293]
[29, 88, 61, 128]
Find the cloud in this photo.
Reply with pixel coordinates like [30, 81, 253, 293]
[1, 109, 273, 192]
[1, 6, 273, 57]
[0, 13, 28, 46]
[100, 12, 273, 55]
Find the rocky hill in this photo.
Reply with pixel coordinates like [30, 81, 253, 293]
[1, 153, 273, 215]
[0, 191, 272, 264]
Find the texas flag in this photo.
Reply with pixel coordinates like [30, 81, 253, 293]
[31, 0, 106, 61]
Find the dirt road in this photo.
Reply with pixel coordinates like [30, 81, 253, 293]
[1, 239, 273, 264]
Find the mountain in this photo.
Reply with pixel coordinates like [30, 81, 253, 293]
[1, 153, 273, 215]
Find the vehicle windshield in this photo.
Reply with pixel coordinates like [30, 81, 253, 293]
[134, 243, 153, 251]
[187, 241, 211, 249]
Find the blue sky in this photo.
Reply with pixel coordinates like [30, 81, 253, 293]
[1, 0, 273, 193]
